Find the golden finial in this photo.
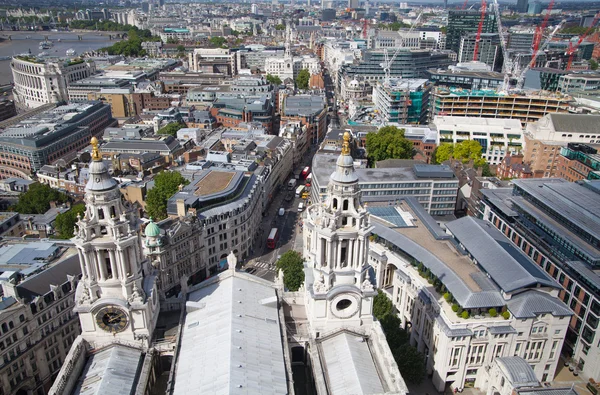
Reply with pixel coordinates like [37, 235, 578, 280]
[341, 131, 351, 155]
[90, 137, 101, 161]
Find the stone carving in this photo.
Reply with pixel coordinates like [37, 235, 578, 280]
[361, 279, 374, 292]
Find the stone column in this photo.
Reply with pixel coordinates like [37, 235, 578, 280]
[119, 248, 129, 277]
[109, 249, 119, 280]
[77, 250, 88, 280]
[96, 250, 106, 281]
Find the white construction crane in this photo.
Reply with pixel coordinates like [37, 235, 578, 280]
[514, 20, 565, 90]
[490, 0, 513, 91]
[380, 12, 423, 84]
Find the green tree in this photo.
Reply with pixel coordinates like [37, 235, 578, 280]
[365, 126, 414, 166]
[100, 27, 160, 57]
[276, 250, 305, 291]
[11, 183, 68, 214]
[157, 122, 186, 137]
[373, 290, 393, 320]
[209, 36, 227, 48]
[393, 344, 426, 384]
[145, 171, 190, 220]
[380, 314, 409, 350]
[166, 37, 180, 44]
[275, 24, 286, 30]
[176, 44, 185, 57]
[590, 59, 599, 70]
[296, 69, 310, 90]
[432, 140, 486, 167]
[54, 203, 86, 239]
[266, 74, 282, 85]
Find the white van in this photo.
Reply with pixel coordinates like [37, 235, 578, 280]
[298, 203, 304, 212]
[278, 208, 285, 216]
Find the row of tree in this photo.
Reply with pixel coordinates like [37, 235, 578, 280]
[69, 20, 133, 32]
[100, 27, 159, 57]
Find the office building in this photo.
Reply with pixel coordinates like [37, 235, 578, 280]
[188, 48, 238, 76]
[11, 56, 97, 110]
[0, 241, 81, 395]
[558, 73, 600, 94]
[556, 143, 600, 181]
[0, 100, 16, 123]
[446, 10, 497, 53]
[311, 152, 459, 216]
[433, 116, 524, 166]
[425, 68, 504, 90]
[508, 29, 535, 52]
[0, 102, 115, 180]
[372, 79, 433, 124]
[210, 95, 274, 133]
[368, 198, 571, 392]
[338, 50, 453, 90]
[281, 95, 327, 144]
[522, 113, 600, 177]
[458, 33, 503, 72]
[516, 0, 529, 13]
[528, 1, 543, 15]
[481, 178, 600, 381]
[430, 87, 571, 125]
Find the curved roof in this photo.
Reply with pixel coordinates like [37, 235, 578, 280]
[496, 356, 539, 387]
[144, 220, 161, 237]
[507, 290, 573, 319]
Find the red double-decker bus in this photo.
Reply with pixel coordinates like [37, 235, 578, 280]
[266, 228, 279, 249]
[301, 166, 310, 178]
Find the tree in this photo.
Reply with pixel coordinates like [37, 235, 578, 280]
[365, 126, 413, 166]
[591, 59, 599, 70]
[11, 183, 68, 214]
[266, 74, 282, 85]
[209, 36, 227, 48]
[145, 171, 190, 220]
[296, 69, 310, 90]
[54, 203, 86, 239]
[275, 24, 286, 30]
[157, 122, 185, 137]
[276, 250, 305, 291]
[373, 290, 393, 320]
[166, 37, 180, 44]
[393, 344, 426, 384]
[432, 140, 486, 167]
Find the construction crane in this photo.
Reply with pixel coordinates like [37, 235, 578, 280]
[473, 0, 487, 62]
[461, 0, 469, 10]
[362, 18, 368, 39]
[380, 12, 422, 84]
[530, 0, 555, 66]
[516, 20, 565, 89]
[489, 0, 513, 90]
[566, 12, 600, 70]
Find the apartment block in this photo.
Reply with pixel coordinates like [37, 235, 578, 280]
[556, 143, 600, 181]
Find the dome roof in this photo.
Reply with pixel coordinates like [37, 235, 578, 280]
[85, 137, 119, 192]
[348, 79, 360, 88]
[145, 219, 161, 237]
[329, 132, 359, 184]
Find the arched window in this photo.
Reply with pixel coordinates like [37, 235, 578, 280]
[98, 209, 104, 220]
[343, 199, 349, 211]
[332, 198, 338, 210]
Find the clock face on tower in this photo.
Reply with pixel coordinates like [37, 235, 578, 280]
[96, 306, 129, 333]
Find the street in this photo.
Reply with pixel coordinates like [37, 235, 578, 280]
[242, 145, 317, 281]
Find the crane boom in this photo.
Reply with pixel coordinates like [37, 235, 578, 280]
[382, 12, 422, 83]
[531, 0, 555, 62]
[517, 20, 565, 89]
[490, 0, 512, 90]
[566, 12, 600, 70]
[473, 0, 487, 61]
[461, 0, 469, 9]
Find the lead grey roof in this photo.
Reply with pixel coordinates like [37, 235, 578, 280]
[496, 356, 539, 387]
[319, 332, 385, 395]
[549, 113, 600, 135]
[73, 345, 143, 395]
[371, 221, 505, 308]
[446, 216, 559, 293]
[511, 178, 600, 245]
[507, 290, 573, 319]
[173, 272, 288, 395]
[516, 389, 579, 395]
[488, 325, 517, 335]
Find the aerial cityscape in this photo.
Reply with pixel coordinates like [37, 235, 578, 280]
[0, 0, 597, 394]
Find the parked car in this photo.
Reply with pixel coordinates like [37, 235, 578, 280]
[278, 208, 285, 216]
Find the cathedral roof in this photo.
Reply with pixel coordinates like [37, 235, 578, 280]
[144, 218, 161, 238]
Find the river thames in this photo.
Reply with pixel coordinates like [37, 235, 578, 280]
[0, 31, 120, 85]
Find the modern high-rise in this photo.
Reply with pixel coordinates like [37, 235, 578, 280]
[458, 33, 503, 72]
[516, 0, 529, 13]
[446, 10, 497, 53]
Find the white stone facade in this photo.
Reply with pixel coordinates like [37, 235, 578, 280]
[11, 56, 96, 110]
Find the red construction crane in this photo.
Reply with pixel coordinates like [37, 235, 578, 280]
[461, 0, 469, 10]
[566, 12, 600, 70]
[363, 18, 368, 39]
[530, 0, 555, 66]
[473, 0, 487, 61]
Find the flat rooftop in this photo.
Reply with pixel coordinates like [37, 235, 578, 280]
[193, 171, 236, 196]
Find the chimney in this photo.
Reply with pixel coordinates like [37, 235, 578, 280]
[176, 199, 186, 217]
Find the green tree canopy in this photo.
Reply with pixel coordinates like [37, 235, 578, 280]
[166, 37, 180, 44]
[100, 27, 159, 57]
[54, 203, 86, 239]
[145, 171, 190, 220]
[275, 24, 286, 30]
[209, 36, 227, 48]
[266, 74, 282, 85]
[591, 59, 599, 70]
[365, 126, 414, 166]
[432, 140, 485, 167]
[373, 289, 394, 319]
[276, 250, 305, 291]
[11, 183, 68, 214]
[393, 344, 426, 384]
[296, 69, 310, 90]
[157, 122, 186, 137]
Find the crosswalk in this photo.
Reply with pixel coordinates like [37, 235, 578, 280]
[252, 262, 272, 269]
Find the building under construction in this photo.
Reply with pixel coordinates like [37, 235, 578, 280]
[373, 79, 433, 125]
[430, 87, 572, 125]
